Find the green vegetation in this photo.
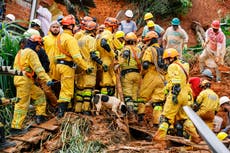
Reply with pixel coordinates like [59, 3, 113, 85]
[59, 116, 105, 153]
[125, 0, 192, 28]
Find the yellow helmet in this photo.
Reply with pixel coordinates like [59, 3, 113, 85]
[115, 31, 125, 39]
[143, 31, 158, 41]
[144, 12, 153, 21]
[163, 48, 179, 59]
[147, 20, 155, 28]
[217, 132, 228, 141]
[125, 32, 137, 42]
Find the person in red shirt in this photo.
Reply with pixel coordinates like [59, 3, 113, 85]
[189, 69, 213, 100]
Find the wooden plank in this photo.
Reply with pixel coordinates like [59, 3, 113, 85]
[32, 118, 59, 131]
[2, 140, 30, 153]
[9, 128, 44, 144]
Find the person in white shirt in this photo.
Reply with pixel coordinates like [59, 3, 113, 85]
[36, 0, 52, 36]
[118, 10, 137, 34]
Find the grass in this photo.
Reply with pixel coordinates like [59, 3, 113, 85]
[59, 115, 105, 153]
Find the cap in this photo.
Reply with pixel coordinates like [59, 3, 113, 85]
[6, 14, 15, 22]
[32, 19, 41, 27]
[220, 96, 230, 106]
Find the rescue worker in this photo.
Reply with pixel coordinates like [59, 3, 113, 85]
[75, 16, 94, 41]
[199, 20, 226, 82]
[96, 17, 119, 96]
[11, 35, 53, 135]
[118, 32, 141, 119]
[0, 97, 19, 150]
[189, 68, 214, 101]
[55, 15, 93, 118]
[138, 31, 166, 124]
[163, 18, 188, 58]
[141, 12, 164, 41]
[152, 48, 201, 150]
[75, 21, 106, 115]
[118, 10, 137, 34]
[195, 80, 219, 130]
[216, 96, 230, 130]
[43, 21, 61, 107]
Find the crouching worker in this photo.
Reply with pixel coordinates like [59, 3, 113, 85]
[10, 36, 54, 136]
[152, 48, 201, 150]
[195, 80, 219, 130]
[0, 97, 20, 150]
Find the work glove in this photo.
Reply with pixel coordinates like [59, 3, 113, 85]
[47, 81, 55, 87]
[172, 94, 178, 104]
[102, 64, 108, 72]
[86, 67, 93, 74]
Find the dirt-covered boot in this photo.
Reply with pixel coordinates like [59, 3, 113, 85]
[0, 127, 16, 150]
[152, 129, 168, 150]
[57, 102, 68, 118]
[35, 115, 47, 125]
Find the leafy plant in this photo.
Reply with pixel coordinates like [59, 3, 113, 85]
[59, 116, 105, 152]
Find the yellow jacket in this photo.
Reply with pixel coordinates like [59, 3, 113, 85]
[165, 59, 189, 91]
[78, 33, 97, 68]
[14, 48, 51, 82]
[196, 88, 219, 116]
[74, 30, 85, 41]
[43, 34, 59, 80]
[96, 29, 116, 66]
[55, 29, 88, 70]
[120, 45, 141, 70]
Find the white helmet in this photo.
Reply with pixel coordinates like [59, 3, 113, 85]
[125, 10, 133, 18]
[220, 96, 230, 106]
[32, 19, 41, 27]
[6, 14, 15, 21]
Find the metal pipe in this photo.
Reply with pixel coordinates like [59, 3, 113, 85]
[183, 106, 230, 153]
[29, 0, 38, 28]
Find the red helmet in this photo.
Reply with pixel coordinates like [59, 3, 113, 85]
[211, 20, 220, 29]
[61, 15, 75, 25]
[104, 17, 119, 28]
[85, 21, 97, 31]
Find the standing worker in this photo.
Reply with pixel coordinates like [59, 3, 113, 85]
[152, 48, 201, 150]
[118, 10, 137, 34]
[96, 17, 119, 96]
[10, 36, 53, 135]
[163, 18, 188, 58]
[118, 32, 141, 120]
[138, 31, 166, 124]
[55, 15, 93, 118]
[75, 21, 106, 115]
[199, 20, 226, 82]
[141, 12, 164, 41]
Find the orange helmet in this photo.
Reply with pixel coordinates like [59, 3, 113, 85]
[104, 17, 119, 27]
[81, 16, 93, 24]
[143, 31, 158, 41]
[163, 48, 179, 59]
[125, 32, 137, 42]
[211, 20, 220, 29]
[85, 21, 97, 31]
[61, 15, 75, 25]
[29, 35, 42, 43]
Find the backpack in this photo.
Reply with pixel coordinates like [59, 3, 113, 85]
[153, 46, 167, 71]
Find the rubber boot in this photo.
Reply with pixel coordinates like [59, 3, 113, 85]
[152, 129, 168, 150]
[10, 128, 28, 136]
[137, 114, 145, 124]
[35, 115, 46, 125]
[57, 102, 68, 118]
[0, 127, 16, 150]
